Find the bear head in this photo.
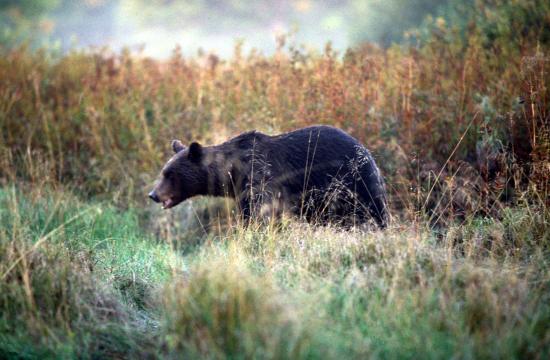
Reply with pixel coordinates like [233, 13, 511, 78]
[148, 140, 206, 209]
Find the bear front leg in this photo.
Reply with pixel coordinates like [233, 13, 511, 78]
[238, 194, 266, 225]
[237, 180, 272, 225]
[239, 198, 251, 221]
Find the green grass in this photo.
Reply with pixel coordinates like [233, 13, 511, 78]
[0, 186, 179, 358]
[1, 186, 548, 359]
[0, 2, 548, 356]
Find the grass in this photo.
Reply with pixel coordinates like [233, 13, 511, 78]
[0, 0, 549, 357]
[0, 186, 179, 358]
[1, 187, 548, 359]
[1, 6, 548, 213]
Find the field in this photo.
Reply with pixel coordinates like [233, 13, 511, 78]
[1, 1, 549, 358]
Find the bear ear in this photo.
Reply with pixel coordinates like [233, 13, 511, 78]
[172, 140, 186, 154]
[188, 142, 203, 162]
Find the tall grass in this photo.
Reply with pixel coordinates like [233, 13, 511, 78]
[0, 0, 549, 358]
[1, 2, 548, 219]
[0, 187, 180, 358]
[0, 187, 548, 358]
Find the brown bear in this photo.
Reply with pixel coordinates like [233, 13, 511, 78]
[148, 125, 388, 228]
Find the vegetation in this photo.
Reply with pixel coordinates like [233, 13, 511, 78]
[0, 0, 549, 358]
[1, 187, 548, 358]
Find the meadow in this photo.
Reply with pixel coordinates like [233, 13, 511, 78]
[0, 1, 549, 358]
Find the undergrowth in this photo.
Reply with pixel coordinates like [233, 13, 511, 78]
[0, 187, 548, 359]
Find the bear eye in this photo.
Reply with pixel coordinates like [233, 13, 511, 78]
[164, 170, 174, 179]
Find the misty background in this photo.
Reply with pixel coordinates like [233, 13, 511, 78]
[1, 0, 476, 57]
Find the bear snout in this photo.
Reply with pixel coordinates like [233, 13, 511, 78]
[148, 191, 160, 203]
